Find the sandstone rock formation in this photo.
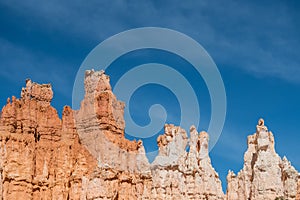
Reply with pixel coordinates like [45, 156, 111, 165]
[151, 125, 224, 199]
[0, 69, 298, 200]
[73, 70, 153, 199]
[0, 70, 225, 199]
[226, 119, 299, 200]
[297, 176, 300, 200]
[0, 79, 97, 199]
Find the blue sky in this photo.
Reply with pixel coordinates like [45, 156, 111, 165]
[0, 0, 300, 191]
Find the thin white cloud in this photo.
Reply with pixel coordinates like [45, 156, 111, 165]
[2, 0, 298, 84]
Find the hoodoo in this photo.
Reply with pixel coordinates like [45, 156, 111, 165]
[0, 69, 298, 200]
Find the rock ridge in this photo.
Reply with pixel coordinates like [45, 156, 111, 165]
[0, 69, 298, 200]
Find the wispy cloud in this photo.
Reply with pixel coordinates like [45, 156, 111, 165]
[1, 0, 299, 84]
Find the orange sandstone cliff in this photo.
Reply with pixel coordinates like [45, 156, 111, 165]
[0, 69, 298, 200]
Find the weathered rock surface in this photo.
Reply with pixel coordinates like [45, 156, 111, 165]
[74, 70, 152, 199]
[0, 79, 97, 199]
[0, 70, 224, 199]
[151, 125, 224, 199]
[0, 69, 298, 200]
[297, 176, 300, 200]
[226, 119, 299, 200]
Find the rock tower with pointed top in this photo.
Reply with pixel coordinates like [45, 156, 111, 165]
[226, 119, 299, 200]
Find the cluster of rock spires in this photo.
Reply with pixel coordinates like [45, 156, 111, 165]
[0, 69, 299, 200]
[227, 119, 300, 200]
